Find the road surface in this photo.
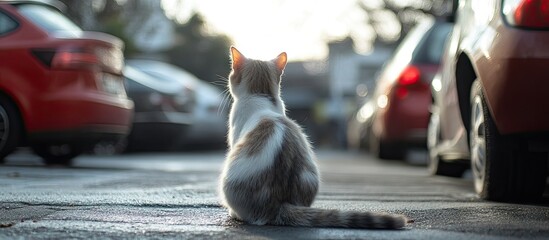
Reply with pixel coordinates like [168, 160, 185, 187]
[1, 149, 548, 239]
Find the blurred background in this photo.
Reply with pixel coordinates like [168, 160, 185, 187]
[4, 0, 549, 207]
[55, 0, 453, 151]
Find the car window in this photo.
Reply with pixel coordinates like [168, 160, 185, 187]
[16, 4, 81, 34]
[0, 11, 18, 35]
[378, 17, 435, 78]
[413, 22, 452, 64]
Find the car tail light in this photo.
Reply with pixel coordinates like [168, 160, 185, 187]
[395, 65, 425, 99]
[32, 48, 98, 69]
[148, 87, 195, 113]
[31, 47, 123, 72]
[397, 65, 421, 86]
[52, 50, 100, 69]
[171, 87, 195, 113]
[504, 0, 549, 28]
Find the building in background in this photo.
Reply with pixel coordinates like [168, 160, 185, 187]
[319, 38, 393, 148]
[281, 38, 393, 148]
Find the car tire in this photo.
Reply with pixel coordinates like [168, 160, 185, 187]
[369, 130, 405, 160]
[32, 144, 84, 166]
[469, 80, 547, 202]
[427, 112, 468, 177]
[0, 96, 23, 163]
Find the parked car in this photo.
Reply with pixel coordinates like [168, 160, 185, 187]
[349, 16, 452, 159]
[122, 65, 195, 152]
[0, 1, 133, 165]
[428, 0, 549, 202]
[127, 60, 228, 149]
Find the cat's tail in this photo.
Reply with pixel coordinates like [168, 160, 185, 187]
[273, 203, 408, 229]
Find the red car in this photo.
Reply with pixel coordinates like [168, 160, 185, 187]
[352, 17, 452, 159]
[0, 1, 133, 165]
[428, 0, 549, 202]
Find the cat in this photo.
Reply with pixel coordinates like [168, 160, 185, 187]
[219, 47, 408, 229]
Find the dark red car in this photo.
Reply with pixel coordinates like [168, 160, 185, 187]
[0, 1, 133, 165]
[351, 17, 452, 160]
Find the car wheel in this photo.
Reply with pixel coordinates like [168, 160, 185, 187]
[427, 112, 468, 177]
[369, 130, 405, 160]
[469, 80, 547, 202]
[32, 144, 84, 166]
[0, 96, 23, 163]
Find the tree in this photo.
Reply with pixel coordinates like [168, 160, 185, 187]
[57, 0, 137, 55]
[163, 13, 232, 84]
[360, 0, 452, 45]
[56, 0, 232, 83]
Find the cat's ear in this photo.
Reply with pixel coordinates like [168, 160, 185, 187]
[274, 52, 287, 72]
[230, 47, 246, 71]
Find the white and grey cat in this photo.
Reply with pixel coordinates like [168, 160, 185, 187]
[219, 47, 408, 229]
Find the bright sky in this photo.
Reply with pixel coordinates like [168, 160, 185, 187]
[163, 0, 384, 61]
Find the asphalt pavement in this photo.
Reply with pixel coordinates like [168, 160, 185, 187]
[1, 148, 548, 239]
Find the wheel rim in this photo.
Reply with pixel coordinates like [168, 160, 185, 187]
[0, 106, 9, 150]
[470, 95, 486, 194]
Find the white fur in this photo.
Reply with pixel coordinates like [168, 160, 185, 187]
[228, 95, 285, 147]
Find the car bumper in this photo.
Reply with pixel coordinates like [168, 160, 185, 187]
[26, 92, 134, 140]
[377, 88, 430, 144]
[181, 116, 227, 144]
[126, 121, 190, 151]
[27, 126, 128, 146]
[124, 111, 193, 151]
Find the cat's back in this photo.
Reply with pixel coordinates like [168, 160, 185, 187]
[223, 115, 309, 193]
[244, 113, 310, 149]
[228, 114, 314, 169]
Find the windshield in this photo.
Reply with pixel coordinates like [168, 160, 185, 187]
[17, 4, 82, 34]
[413, 22, 452, 64]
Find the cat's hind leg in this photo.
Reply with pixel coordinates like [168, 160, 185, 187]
[294, 169, 319, 206]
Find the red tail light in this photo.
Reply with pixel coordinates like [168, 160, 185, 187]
[32, 48, 99, 69]
[398, 65, 421, 86]
[394, 65, 425, 99]
[52, 50, 100, 69]
[31, 47, 123, 72]
[504, 0, 549, 28]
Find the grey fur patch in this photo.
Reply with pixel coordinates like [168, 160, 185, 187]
[244, 119, 276, 156]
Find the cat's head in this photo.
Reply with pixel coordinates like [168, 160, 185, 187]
[228, 47, 287, 101]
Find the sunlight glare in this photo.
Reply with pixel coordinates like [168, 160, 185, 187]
[178, 0, 375, 61]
